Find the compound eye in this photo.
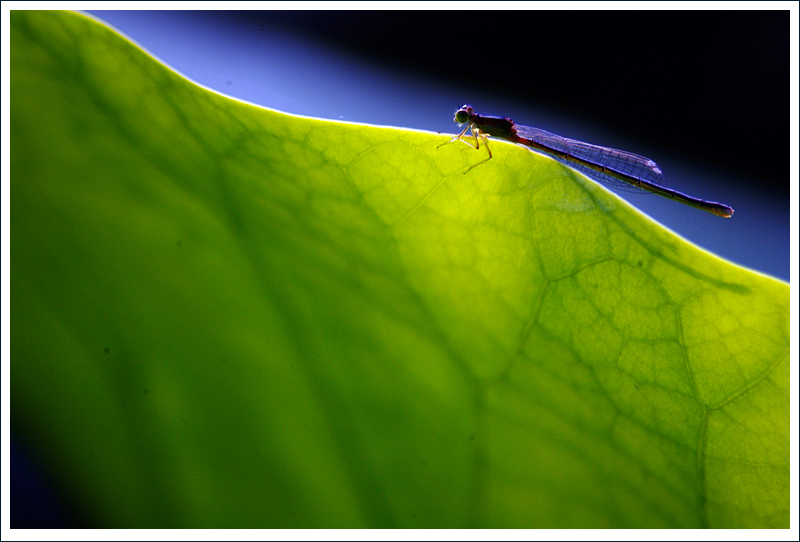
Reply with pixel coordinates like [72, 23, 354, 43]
[454, 109, 470, 123]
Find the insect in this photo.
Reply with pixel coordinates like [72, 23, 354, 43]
[441, 104, 734, 218]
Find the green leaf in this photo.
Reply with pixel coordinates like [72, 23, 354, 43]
[11, 10, 789, 528]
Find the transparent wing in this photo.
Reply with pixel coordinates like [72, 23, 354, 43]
[514, 124, 666, 193]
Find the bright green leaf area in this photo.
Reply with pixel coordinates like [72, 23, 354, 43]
[11, 11, 789, 528]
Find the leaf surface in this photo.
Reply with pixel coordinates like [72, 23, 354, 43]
[10, 10, 789, 528]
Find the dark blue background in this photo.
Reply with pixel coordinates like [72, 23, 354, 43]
[87, 10, 790, 283]
[91, 11, 790, 280]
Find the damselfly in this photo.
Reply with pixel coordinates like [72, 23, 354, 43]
[441, 105, 733, 218]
